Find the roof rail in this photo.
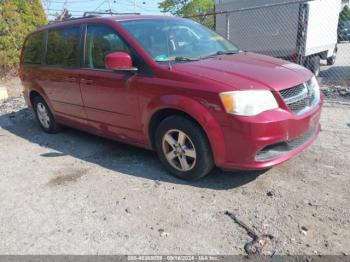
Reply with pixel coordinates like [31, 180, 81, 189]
[48, 15, 99, 24]
[83, 11, 140, 17]
[48, 12, 141, 24]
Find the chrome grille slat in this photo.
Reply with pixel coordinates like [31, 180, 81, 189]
[282, 84, 308, 104]
[280, 84, 305, 100]
[279, 80, 316, 115]
[289, 97, 309, 112]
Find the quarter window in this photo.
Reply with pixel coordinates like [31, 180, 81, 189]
[47, 26, 80, 67]
[23, 32, 44, 64]
[85, 25, 129, 69]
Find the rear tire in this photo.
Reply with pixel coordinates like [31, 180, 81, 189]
[33, 96, 61, 133]
[304, 55, 320, 76]
[327, 48, 337, 66]
[155, 115, 214, 180]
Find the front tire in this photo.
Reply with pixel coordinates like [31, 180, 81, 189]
[33, 96, 61, 133]
[155, 116, 214, 180]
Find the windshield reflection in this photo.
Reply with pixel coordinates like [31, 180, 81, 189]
[119, 18, 239, 62]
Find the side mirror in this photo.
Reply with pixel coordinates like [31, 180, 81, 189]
[105, 52, 138, 72]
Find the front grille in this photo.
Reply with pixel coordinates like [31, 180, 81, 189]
[279, 80, 318, 115]
[255, 126, 318, 161]
[280, 83, 306, 100]
[289, 98, 309, 113]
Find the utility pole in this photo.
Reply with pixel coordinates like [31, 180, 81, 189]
[108, 0, 112, 14]
[55, 0, 70, 21]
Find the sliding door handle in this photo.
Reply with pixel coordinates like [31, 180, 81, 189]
[64, 77, 76, 82]
[81, 79, 93, 85]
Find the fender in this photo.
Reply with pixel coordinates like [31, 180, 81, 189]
[142, 94, 227, 166]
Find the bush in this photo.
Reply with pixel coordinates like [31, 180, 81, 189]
[0, 0, 47, 75]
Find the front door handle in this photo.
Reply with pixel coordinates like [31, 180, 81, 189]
[81, 79, 93, 85]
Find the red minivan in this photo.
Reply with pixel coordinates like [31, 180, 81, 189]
[19, 15, 323, 180]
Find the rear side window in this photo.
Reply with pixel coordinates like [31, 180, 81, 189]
[84, 25, 129, 69]
[23, 32, 44, 64]
[47, 26, 81, 67]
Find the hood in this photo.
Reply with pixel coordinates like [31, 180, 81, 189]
[172, 52, 313, 92]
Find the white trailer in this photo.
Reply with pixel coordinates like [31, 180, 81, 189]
[215, 0, 341, 76]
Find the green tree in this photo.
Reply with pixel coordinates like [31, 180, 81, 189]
[0, 0, 47, 74]
[340, 5, 350, 25]
[159, 0, 215, 29]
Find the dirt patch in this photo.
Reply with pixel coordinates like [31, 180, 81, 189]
[0, 76, 22, 97]
[321, 86, 350, 100]
[0, 96, 27, 115]
[48, 168, 89, 186]
[1, 74, 350, 255]
[0, 102, 349, 255]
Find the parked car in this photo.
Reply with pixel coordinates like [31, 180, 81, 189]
[19, 15, 323, 180]
[338, 20, 350, 42]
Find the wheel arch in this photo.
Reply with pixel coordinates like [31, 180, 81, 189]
[144, 95, 227, 166]
[28, 88, 55, 114]
[29, 90, 42, 107]
[148, 108, 205, 149]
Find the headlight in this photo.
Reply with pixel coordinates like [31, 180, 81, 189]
[219, 90, 279, 116]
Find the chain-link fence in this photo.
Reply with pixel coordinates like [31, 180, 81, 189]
[186, 0, 350, 99]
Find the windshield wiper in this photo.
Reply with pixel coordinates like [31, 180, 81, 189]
[201, 50, 240, 59]
[155, 56, 199, 62]
[174, 56, 200, 62]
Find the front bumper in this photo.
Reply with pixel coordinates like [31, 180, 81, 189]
[216, 98, 323, 170]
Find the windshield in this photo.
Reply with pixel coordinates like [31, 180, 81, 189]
[118, 18, 239, 62]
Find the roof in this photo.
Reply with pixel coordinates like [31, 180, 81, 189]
[113, 15, 178, 21]
[38, 15, 179, 31]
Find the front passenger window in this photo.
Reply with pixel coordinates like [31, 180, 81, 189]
[85, 25, 129, 69]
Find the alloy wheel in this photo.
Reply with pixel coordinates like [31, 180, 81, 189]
[162, 129, 197, 172]
[36, 102, 51, 129]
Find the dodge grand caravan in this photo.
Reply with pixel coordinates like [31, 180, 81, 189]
[19, 15, 323, 180]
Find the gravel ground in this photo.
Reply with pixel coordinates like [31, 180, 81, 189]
[318, 43, 350, 102]
[0, 96, 349, 255]
[319, 42, 350, 90]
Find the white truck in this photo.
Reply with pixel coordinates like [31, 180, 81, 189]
[215, 0, 341, 76]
